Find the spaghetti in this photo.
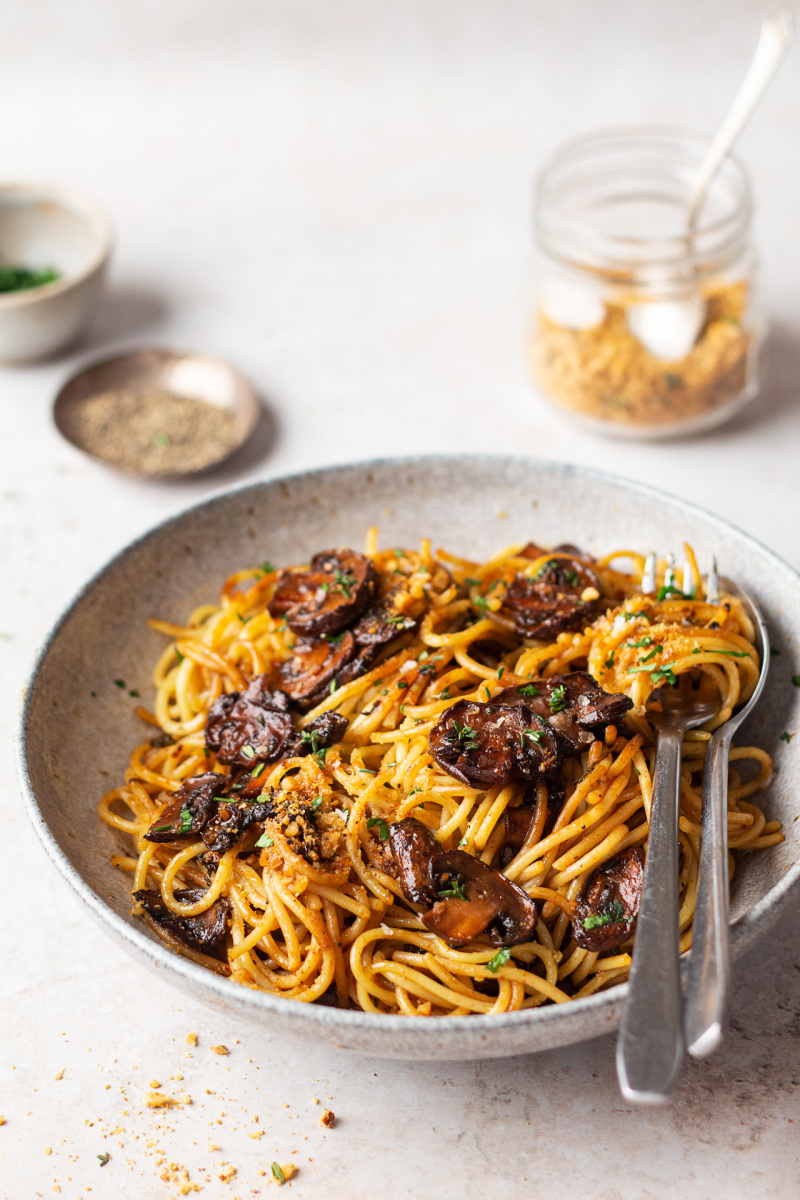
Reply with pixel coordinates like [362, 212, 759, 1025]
[99, 532, 781, 1016]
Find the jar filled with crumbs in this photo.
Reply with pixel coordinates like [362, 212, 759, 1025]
[530, 127, 762, 438]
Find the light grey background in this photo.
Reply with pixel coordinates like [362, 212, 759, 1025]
[1, 1, 799, 1196]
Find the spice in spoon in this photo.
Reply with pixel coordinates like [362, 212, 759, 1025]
[65, 387, 241, 476]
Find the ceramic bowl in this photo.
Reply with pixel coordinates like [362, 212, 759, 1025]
[16, 457, 800, 1060]
[0, 183, 111, 362]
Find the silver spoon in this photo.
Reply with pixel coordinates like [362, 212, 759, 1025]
[687, 7, 794, 229]
[684, 574, 770, 1057]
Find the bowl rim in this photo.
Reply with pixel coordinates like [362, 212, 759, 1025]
[16, 453, 800, 1041]
[0, 181, 112, 307]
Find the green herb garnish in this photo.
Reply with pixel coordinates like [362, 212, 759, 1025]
[497, 665, 506, 679]
[626, 638, 654, 649]
[261, 560, 275, 574]
[487, 947, 512, 972]
[333, 569, 356, 598]
[251, 761, 266, 779]
[178, 807, 193, 834]
[604, 653, 615, 669]
[271, 1163, 285, 1184]
[114, 678, 126, 688]
[518, 683, 539, 697]
[656, 583, 695, 602]
[97, 1152, 110, 1167]
[637, 644, 664, 663]
[522, 727, 545, 745]
[792, 675, 800, 687]
[781, 732, 794, 744]
[438, 878, 468, 901]
[549, 684, 566, 713]
[447, 719, 480, 750]
[256, 833, 274, 849]
[329, 679, 337, 694]
[367, 817, 389, 840]
[240, 744, 256, 760]
[581, 899, 625, 930]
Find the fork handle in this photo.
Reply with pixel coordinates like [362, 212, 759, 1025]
[616, 725, 684, 1102]
[684, 726, 731, 1057]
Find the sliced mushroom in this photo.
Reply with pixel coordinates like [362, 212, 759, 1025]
[493, 672, 633, 754]
[334, 592, 419, 687]
[423, 850, 538, 947]
[429, 699, 560, 789]
[468, 638, 513, 666]
[134, 887, 230, 952]
[268, 549, 377, 637]
[202, 799, 271, 854]
[144, 772, 227, 843]
[499, 778, 565, 867]
[572, 847, 645, 952]
[501, 555, 602, 640]
[291, 711, 349, 757]
[387, 818, 439, 905]
[205, 676, 295, 767]
[277, 632, 357, 706]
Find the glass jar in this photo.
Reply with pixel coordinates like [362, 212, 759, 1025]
[530, 127, 762, 438]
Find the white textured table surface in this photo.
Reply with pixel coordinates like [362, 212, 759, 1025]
[3, 2, 800, 1196]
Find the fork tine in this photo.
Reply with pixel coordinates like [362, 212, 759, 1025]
[681, 558, 693, 595]
[664, 554, 676, 588]
[642, 552, 657, 595]
[706, 556, 720, 604]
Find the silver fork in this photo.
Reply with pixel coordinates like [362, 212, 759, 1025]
[684, 569, 770, 1057]
[617, 552, 719, 1103]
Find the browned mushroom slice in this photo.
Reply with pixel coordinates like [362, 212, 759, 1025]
[291, 711, 349, 758]
[468, 638, 512, 666]
[429, 699, 560, 789]
[499, 777, 566, 867]
[144, 772, 227, 843]
[387, 817, 439, 905]
[493, 672, 633, 754]
[268, 549, 377, 637]
[501, 556, 602, 641]
[572, 847, 645, 952]
[277, 632, 356, 705]
[134, 887, 230, 952]
[423, 850, 538, 947]
[334, 594, 419, 687]
[205, 676, 295, 767]
[202, 798, 271, 854]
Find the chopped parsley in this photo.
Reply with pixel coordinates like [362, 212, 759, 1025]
[626, 638, 654, 648]
[114, 678, 126, 688]
[310, 796, 323, 811]
[397, 680, 409, 689]
[604, 653, 615, 669]
[771, 647, 781, 657]
[447, 719, 480, 751]
[271, 1163, 286, 1184]
[367, 816, 389, 840]
[178, 807, 193, 834]
[624, 611, 651, 622]
[464, 578, 481, 588]
[522, 727, 545, 745]
[251, 761, 267, 779]
[793, 675, 800, 687]
[359, 767, 376, 774]
[261, 560, 275, 574]
[438, 878, 468, 901]
[329, 679, 337, 694]
[333, 569, 357, 598]
[483, 686, 491, 701]
[497, 665, 506, 679]
[649, 665, 678, 686]
[549, 684, 567, 713]
[565, 568, 580, 586]
[473, 595, 490, 611]
[128, 689, 140, 697]
[255, 833, 274, 849]
[438, 688, 452, 701]
[97, 1152, 111, 1167]
[581, 899, 625, 930]
[518, 683, 539, 697]
[656, 583, 696, 602]
[487, 947, 512, 973]
[781, 732, 794, 744]
[240, 744, 256, 760]
[692, 647, 701, 655]
[386, 614, 412, 628]
[715, 650, 750, 658]
[637, 644, 664, 663]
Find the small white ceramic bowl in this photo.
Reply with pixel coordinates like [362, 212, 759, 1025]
[0, 183, 112, 363]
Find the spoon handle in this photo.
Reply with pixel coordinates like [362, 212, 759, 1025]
[688, 7, 795, 227]
[616, 725, 683, 1103]
[684, 726, 731, 1057]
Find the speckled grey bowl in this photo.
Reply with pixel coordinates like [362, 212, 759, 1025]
[16, 457, 800, 1060]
